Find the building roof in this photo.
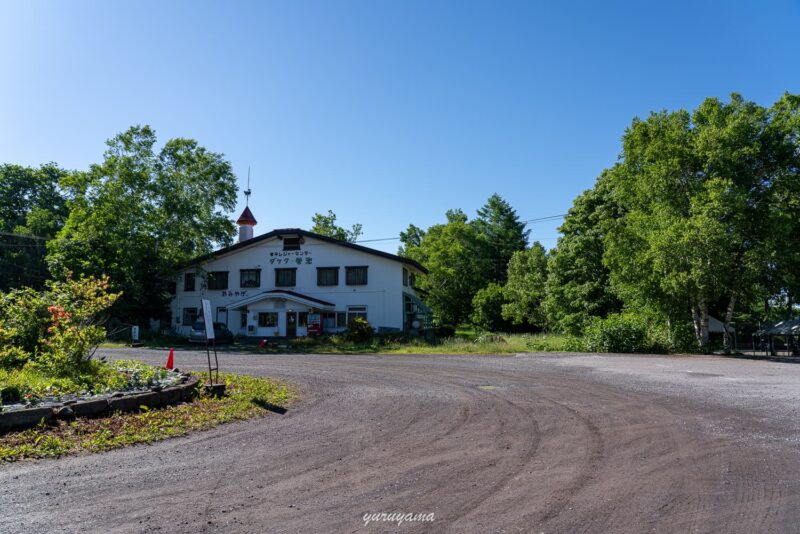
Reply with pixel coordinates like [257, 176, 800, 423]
[757, 317, 800, 336]
[236, 206, 258, 226]
[226, 289, 335, 310]
[181, 228, 428, 273]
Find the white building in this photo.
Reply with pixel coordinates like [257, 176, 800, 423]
[170, 206, 430, 338]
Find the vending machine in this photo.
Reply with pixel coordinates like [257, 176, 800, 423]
[307, 313, 323, 336]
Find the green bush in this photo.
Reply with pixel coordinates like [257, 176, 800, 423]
[0, 275, 120, 375]
[344, 316, 374, 343]
[471, 283, 508, 332]
[0, 288, 49, 366]
[583, 313, 665, 353]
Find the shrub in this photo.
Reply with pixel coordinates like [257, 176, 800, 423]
[0, 288, 49, 366]
[0, 275, 120, 375]
[471, 283, 508, 332]
[344, 316, 374, 343]
[583, 313, 665, 353]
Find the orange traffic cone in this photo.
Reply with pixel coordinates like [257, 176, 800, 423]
[166, 348, 174, 370]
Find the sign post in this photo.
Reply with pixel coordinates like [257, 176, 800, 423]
[201, 299, 219, 386]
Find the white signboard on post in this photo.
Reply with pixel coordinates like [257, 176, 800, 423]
[201, 299, 215, 340]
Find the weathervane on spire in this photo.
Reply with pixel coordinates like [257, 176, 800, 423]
[244, 166, 252, 206]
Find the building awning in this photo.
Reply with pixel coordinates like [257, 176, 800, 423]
[226, 290, 335, 311]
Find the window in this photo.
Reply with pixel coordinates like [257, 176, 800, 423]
[184, 272, 196, 292]
[298, 312, 308, 327]
[409, 273, 416, 288]
[317, 267, 339, 286]
[240, 311, 248, 328]
[240, 269, 261, 288]
[347, 306, 368, 323]
[182, 307, 198, 325]
[345, 266, 368, 285]
[322, 312, 336, 330]
[402, 268, 409, 286]
[258, 312, 278, 327]
[207, 271, 229, 290]
[283, 237, 301, 251]
[275, 268, 296, 287]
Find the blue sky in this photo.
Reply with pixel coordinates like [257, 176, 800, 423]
[1, 0, 799, 252]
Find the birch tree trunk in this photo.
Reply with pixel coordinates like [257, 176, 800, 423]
[691, 298, 710, 351]
[723, 293, 737, 354]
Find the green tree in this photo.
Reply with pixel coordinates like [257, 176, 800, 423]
[473, 193, 529, 284]
[502, 242, 549, 329]
[47, 125, 238, 324]
[0, 164, 70, 290]
[471, 282, 508, 331]
[310, 210, 363, 242]
[398, 223, 425, 256]
[402, 209, 489, 327]
[543, 174, 621, 334]
[604, 93, 793, 351]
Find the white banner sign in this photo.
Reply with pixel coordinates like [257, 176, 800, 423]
[201, 299, 215, 340]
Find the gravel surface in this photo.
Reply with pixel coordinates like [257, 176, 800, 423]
[1, 349, 799, 533]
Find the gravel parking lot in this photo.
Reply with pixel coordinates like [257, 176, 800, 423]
[1, 349, 799, 533]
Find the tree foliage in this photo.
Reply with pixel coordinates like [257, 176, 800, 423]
[401, 209, 490, 327]
[543, 174, 622, 334]
[0, 164, 70, 290]
[502, 243, 548, 329]
[601, 93, 798, 350]
[473, 193, 530, 284]
[46, 125, 238, 324]
[310, 210, 363, 242]
[471, 283, 508, 332]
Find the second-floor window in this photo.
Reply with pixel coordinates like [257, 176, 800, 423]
[317, 267, 339, 286]
[240, 269, 261, 288]
[275, 268, 297, 287]
[207, 271, 229, 290]
[184, 272, 196, 292]
[346, 266, 368, 286]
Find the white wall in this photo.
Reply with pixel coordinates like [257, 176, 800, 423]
[170, 233, 423, 336]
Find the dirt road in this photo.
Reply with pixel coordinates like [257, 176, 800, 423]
[2, 350, 800, 533]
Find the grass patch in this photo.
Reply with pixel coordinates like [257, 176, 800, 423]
[258, 332, 571, 355]
[0, 373, 294, 462]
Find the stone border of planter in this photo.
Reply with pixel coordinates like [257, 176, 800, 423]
[0, 374, 201, 434]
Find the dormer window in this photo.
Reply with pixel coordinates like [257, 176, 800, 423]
[283, 237, 301, 251]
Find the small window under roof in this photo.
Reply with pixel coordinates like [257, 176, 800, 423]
[283, 237, 301, 251]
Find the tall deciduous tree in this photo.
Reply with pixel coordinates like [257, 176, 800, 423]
[502, 242, 548, 329]
[604, 93, 796, 351]
[401, 209, 489, 327]
[310, 210, 363, 242]
[47, 125, 238, 324]
[0, 164, 70, 290]
[544, 173, 621, 334]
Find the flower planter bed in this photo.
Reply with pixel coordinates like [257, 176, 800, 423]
[0, 374, 200, 434]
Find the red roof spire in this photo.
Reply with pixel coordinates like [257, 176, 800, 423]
[236, 206, 257, 226]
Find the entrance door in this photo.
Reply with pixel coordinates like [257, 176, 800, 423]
[286, 312, 297, 337]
